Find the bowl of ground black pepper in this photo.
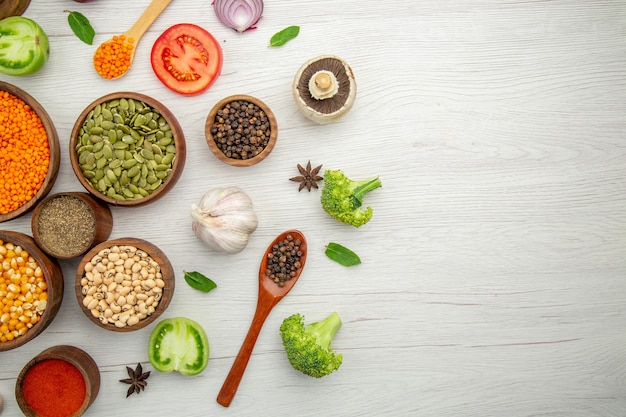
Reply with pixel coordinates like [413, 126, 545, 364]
[69, 92, 186, 207]
[31, 192, 113, 259]
[15, 344, 100, 417]
[0, 230, 64, 352]
[0, 81, 60, 223]
[205, 94, 278, 167]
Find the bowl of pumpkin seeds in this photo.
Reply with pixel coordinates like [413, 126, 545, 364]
[69, 92, 186, 206]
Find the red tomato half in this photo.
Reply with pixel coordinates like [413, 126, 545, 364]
[151, 24, 223, 96]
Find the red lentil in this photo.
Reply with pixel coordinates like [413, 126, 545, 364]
[0, 91, 50, 214]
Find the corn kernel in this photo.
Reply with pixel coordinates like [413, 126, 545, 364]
[0, 241, 47, 344]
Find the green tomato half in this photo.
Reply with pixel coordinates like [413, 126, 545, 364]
[0, 16, 49, 76]
[148, 317, 209, 376]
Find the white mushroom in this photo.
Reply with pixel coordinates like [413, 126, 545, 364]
[308, 70, 339, 100]
[292, 55, 357, 124]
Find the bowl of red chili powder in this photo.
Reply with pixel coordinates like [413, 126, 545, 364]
[0, 81, 60, 223]
[15, 345, 100, 417]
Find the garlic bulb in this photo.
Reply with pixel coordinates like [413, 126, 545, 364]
[191, 187, 258, 254]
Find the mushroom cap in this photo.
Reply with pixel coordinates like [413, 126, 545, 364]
[292, 55, 357, 124]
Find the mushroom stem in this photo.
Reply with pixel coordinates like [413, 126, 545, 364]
[309, 70, 339, 100]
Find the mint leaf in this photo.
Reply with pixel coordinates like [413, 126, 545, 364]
[65, 10, 95, 45]
[269, 25, 300, 47]
[325, 242, 361, 266]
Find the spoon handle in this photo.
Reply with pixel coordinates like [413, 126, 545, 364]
[125, 0, 173, 41]
[216, 293, 277, 407]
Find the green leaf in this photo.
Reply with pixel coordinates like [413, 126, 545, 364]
[184, 271, 217, 293]
[65, 10, 95, 45]
[269, 25, 300, 47]
[325, 242, 361, 267]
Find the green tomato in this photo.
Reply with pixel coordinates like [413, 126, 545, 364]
[148, 317, 209, 376]
[0, 16, 49, 76]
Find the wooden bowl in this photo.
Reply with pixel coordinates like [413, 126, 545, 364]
[69, 92, 186, 207]
[0, 0, 31, 19]
[15, 345, 100, 417]
[205, 94, 278, 167]
[0, 230, 64, 352]
[74, 237, 174, 332]
[0, 81, 60, 223]
[31, 192, 113, 260]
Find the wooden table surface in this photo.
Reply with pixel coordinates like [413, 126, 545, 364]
[1, 1, 625, 416]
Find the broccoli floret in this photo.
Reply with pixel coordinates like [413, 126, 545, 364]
[320, 169, 382, 227]
[279, 312, 343, 378]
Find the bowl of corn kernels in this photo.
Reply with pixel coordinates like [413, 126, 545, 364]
[0, 230, 64, 352]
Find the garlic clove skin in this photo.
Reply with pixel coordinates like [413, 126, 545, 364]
[191, 186, 259, 254]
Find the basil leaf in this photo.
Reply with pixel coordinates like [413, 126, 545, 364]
[184, 271, 217, 293]
[269, 25, 300, 47]
[325, 242, 361, 266]
[65, 10, 95, 45]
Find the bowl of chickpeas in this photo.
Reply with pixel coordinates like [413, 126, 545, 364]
[74, 237, 174, 332]
[0, 230, 64, 352]
[0, 82, 61, 223]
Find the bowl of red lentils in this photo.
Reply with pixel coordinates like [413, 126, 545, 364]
[15, 344, 100, 417]
[205, 94, 278, 167]
[0, 81, 60, 223]
[74, 237, 175, 332]
[0, 230, 64, 352]
[69, 91, 186, 207]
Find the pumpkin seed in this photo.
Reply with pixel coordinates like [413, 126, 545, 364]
[106, 169, 117, 183]
[127, 166, 140, 178]
[102, 108, 113, 121]
[122, 159, 137, 169]
[101, 120, 115, 130]
[92, 141, 104, 153]
[120, 171, 130, 186]
[140, 148, 154, 160]
[161, 153, 174, 165]
[109, 159, 123, 170]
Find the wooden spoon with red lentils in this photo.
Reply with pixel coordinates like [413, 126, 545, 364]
[93, 0, 172, 79]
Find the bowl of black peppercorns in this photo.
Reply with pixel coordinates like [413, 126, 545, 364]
[204, 94, 278, 167]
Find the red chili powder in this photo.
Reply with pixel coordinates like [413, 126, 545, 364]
[22, 358, 86, 417]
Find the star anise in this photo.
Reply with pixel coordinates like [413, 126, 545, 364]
[289, 160, 323, 192]
[120, 362, 151, 398]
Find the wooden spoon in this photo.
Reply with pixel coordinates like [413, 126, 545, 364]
[93, 0, 172, 79]
[216, 230, 308, 407]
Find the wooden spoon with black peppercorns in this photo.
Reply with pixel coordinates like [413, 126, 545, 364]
[216, 230, 308, 407]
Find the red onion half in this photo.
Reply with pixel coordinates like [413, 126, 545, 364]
[213, 0, 264, 33]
